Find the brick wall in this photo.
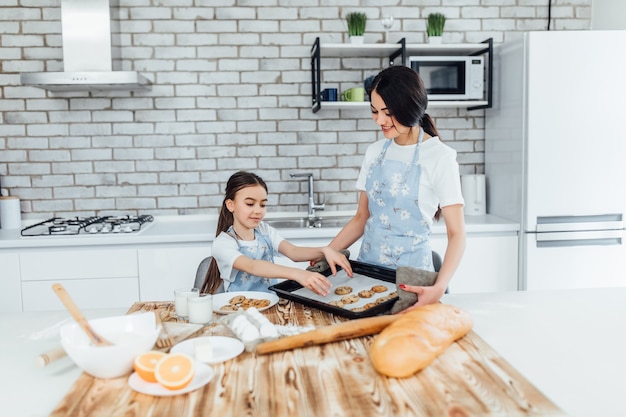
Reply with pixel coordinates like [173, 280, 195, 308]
[0, 0, 591, 219]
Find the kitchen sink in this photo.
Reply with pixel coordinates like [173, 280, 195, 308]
[263, 216, 351, 229]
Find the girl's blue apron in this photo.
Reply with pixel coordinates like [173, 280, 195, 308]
[226, 226, 279, 292]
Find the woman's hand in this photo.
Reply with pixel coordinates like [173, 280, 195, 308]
[398, 284, 446, 313]
[321, 247, 353, 277]
[293, 270, 333, 296]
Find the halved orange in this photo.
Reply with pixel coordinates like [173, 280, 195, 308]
[133, 350, 167, 383]
[154, 352, 195, 390]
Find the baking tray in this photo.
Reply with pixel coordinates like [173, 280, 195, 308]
[269, 260, 398, 319]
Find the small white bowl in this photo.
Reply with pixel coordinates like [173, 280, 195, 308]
[60, 312, 160, 379]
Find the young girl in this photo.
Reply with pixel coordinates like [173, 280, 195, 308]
[201, 171, 352, 296]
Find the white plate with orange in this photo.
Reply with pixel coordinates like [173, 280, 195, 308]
[129, 352, 213, 396]
[128, 362, 213, 396]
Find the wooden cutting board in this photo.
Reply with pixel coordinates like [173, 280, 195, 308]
[49, 300, 566, 417]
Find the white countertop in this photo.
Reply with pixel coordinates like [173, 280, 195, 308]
[442, 288, 626, 417]
[2, 288, 624, 417]
[0, 212, 519, 249]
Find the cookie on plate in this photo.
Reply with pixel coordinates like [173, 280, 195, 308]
[254, 298, 271, 308]
[229, 295, 246, 305]
[334, 286, 353, 295]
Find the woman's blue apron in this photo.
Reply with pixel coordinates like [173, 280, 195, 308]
[357, 128, 434, 271]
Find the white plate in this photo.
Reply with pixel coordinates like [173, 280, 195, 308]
[212, 291, 279, 314]
[128, 362, 213, 397]
[170, 336, 244, 364]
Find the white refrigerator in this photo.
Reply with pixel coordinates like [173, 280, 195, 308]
[485, 30, 626, 291]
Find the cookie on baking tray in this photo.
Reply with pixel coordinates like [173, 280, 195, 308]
[334, 286, 353, 295]
[371, 285, 388, 293]
[328, 300, 344, 308]
[340, 294, 360, 305]
[358, 289, 374, 298]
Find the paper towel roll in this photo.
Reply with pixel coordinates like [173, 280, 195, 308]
[461, 175, 486, 216]
[0, 196, 22, 229]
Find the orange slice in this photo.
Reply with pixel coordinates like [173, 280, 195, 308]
[154, 352, 195, 390]
[133, 350, 167, 383]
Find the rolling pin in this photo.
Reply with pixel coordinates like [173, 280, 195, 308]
[35, 346, 67, 367]
[255, 314, 397, 355]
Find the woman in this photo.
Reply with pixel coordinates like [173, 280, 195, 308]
[202, 171, 352, 296]
[329, 66, 466, 311]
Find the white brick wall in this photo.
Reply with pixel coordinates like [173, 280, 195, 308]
[0, 0, 591, 218]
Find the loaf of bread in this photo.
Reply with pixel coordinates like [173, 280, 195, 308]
[369, 303, 473, 378]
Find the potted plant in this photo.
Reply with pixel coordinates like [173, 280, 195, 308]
[426, 13, 446, 43]
[346, 12, 367, 44]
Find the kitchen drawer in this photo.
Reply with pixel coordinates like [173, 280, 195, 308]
[20, 248, 138, 281]
[431, 232, 518, 293]
[0, 252, 22, 312]
[21, 278, 139, 312]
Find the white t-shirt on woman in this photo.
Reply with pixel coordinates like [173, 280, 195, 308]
[356, 137, 464, 226]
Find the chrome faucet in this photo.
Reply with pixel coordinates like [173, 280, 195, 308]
[290, 172, 325, 219]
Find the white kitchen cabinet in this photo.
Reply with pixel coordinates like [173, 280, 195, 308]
[22, 278, 139, 312]
[19, 248, 139, 311]
[137, 245, 210, 302]
[0, 252, 22, 312]
[1, 214, 518, 311]
[431, 232, 518, 293]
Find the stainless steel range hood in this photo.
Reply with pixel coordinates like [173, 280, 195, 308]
[20, 0, 151, 92]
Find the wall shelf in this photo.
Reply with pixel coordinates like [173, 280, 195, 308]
[317, 100, 490, 111]
[311, 37, 493, 113]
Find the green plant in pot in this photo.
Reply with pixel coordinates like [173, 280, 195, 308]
[426, 13, 446, 43]
[346, 12, 367, 44]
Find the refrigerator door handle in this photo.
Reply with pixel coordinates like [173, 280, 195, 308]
[535, 230, 623, 248]
[536, 215, 623, 233]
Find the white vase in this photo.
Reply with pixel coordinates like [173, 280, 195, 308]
[350, 35, 364, 44]
[428, 36, 442, 44]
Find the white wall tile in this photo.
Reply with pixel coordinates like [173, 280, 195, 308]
[0, 0, 592, 217]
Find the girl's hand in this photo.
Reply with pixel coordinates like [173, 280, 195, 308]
[294, 270, 333, 296]
[321, 247, 353, 277]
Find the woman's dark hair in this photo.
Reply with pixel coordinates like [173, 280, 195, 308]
[369, 65, 440, 139]
[370, 66, 443, 220]
[200, 171, 268, 294]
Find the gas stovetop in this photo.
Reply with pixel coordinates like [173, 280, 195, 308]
[21, 215, 154, 237]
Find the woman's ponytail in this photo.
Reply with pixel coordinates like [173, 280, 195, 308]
[420, 113, 441, 139]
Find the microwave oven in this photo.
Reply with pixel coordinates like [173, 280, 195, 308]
[409, 56, 484, 100]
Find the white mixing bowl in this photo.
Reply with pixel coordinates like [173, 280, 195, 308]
[60, 312, 160, 379]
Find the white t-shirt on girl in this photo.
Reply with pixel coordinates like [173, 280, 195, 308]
[211, 222, 285, 291]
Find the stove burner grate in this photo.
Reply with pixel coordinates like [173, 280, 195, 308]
[20, 215, 154, 237]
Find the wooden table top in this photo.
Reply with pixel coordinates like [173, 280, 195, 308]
[49, 300, 565, 417]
